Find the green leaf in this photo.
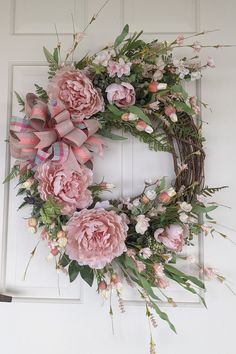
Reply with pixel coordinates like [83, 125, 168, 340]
[59, 253, 71, 268]
[43, 47, 54, 63]
[192, 204, 218, 214]
[69, 261, 80, 282]
[107, 104, 123, 116]
[127, 106, 151, 125]
[34, 84, 48, 101]
[79, 265, 94, 287]
[150, 300, 177, 333]
[43, 46, 59, 78]
[165, 264, 205, 290]
[114, 24, 129, 48]
[14, 91, 25, 112]
[18, 201, 27, 210]
[173, 101, 194, 115]
[99, 129, 127, 140]
[53, 48, 59, 64]
[170, 84, 188, 99]
[3, 165, 20, 184]
[202, 185, 228, 197]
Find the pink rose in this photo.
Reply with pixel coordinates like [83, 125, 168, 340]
[35, 161, 93, 216]
[48, 67, 104, 121]
[154, 224, 185, 252]
[65, 209, 128, 269]
[106, 82, 136, 108]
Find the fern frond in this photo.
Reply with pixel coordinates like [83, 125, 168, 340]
[34, 84, 48, 101]
[202, 185, 228, 197]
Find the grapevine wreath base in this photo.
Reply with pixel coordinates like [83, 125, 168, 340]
[5, 22, 231, 353]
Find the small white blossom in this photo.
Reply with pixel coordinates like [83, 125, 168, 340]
[132, 198, 141, 207]
[145, 125, 154, 134]
[167, 187, 176, 197]
[179, 201, 192, 213]
[128, 113, 139, 121]
[179, 212, 189, 223]
[94, 200, 111, 209]
[135, 215, 150, 235]
[191, 71, 201, 80]
[145, 189, 157, 201]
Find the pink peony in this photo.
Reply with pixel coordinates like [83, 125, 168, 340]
[65, 209, 128, 269]
[35, 161, 93, 216]
[48, 67, 104, 121]
[154, 224, 185, 252]
[106, 82, 136, 108]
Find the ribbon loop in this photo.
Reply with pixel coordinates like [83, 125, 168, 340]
[10, 94, 104, 171]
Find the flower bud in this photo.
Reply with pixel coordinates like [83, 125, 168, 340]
[148, 81, 158, 92]
[57, 230, 66, 239]
[51, 248, 59, 256]
[111, 273, 120, 284]
[121, 113, 129, 121]
[141, 195, 150, 204]
[57, 237, 67, 248]
[98, 281, 107, 290]
[158, 192, 171, 203]
[136, 120, 147, 131]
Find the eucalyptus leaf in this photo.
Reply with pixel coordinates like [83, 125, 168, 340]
[127, 106, 151, 125]
[192, 204, 218, 214]
[173, 101, 194, 115]
[114, 24, 129, 48]
[107, 104, 123, 116]
[99, 129, 127, 140]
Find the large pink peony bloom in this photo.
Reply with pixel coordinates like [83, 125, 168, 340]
[35, 161, 93, 216]
[48, 67, 104, 120]
[106, 82, 136, 108]
[65, 208, 128, 269]
[154, 224, 185, 252]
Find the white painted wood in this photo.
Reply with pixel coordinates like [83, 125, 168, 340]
[0, 0, 235, 353]
[123, 0, 198, 33]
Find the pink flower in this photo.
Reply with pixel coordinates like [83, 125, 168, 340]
[200, 266, 217, 280]
[139, 247, 152, 259]
[48, 67, 104, 121]
[153, 263, 164, 277]
[135, 260, 146, 273]
[192, 41, 202, 52]
[65, 209, 128, 269]
[176, 34, 184, 45]
[35, 161, 93, 216]
[93, 49, 113, 66]
[156, 277, 169, 289]
[75, 32, 84, 44]
[107, 58, 132, 78]
[207, 56, 216, 68]
[154, 224, 185, 252]
[127, 248, 136, 257]
[106, 82, 136, 108]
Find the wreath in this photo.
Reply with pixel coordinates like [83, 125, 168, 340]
[6, 23, 230, 352]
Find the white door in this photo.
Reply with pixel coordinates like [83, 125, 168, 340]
[0, 1, 235, 353]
